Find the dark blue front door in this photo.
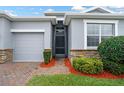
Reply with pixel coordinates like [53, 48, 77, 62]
[53, 21, 68, 58]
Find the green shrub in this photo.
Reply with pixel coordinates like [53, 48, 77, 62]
[97, 36, 124, 63]
[103, 61, 123, 75]
[72, 57, 103, 74]
[43, 50, 51, 64]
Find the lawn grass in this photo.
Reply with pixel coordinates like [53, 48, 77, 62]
[27, 74, 124, 86]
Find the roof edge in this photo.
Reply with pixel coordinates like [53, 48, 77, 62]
[82, 6, 114, 13]
[64, 13, 124, 25]
[44, 12, 66, 16]
[0, 12, 57, 25]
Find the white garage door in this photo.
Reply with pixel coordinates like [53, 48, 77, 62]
[13, 33, 44, 62]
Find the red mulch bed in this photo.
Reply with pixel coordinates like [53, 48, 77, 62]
[40, 58, 56, 68]
[64, 58, 124, 79]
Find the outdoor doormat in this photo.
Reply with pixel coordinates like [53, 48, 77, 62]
[64, 58, 124, 79]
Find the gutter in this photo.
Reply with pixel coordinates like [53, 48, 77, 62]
[64, 13, 124, 25]
[0, 12, 57, 25]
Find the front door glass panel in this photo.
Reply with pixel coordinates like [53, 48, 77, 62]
[55, 29, 65, 55]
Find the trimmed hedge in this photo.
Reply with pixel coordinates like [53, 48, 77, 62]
[103, 61, 123, 75]
[97, 36, 124, 63]
[43, 50, 51, 64]
[72, 58, 103, 74]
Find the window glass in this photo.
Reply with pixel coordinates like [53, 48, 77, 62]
[87, 23, 99, 47]
[87, 36, 99, 46]
[101, 24, 114, 41]
[87, 24, 99, 35]
[87, 23, 115, 47]
[101, 24, 114, 36]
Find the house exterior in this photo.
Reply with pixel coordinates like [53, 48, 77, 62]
[0, 7, 124, 63]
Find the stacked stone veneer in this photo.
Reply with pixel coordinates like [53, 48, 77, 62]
[0, 49, 13, 63]
[70, 50, 100, 58]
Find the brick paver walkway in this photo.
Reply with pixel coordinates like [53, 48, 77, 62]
[0, 59, 70, 86]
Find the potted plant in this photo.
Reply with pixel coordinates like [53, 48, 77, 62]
[43, 50, 51, 64]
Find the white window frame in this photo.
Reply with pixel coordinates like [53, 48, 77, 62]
[84, 19, 118, 49]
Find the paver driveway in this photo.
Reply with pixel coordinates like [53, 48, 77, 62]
[0, 59, 69, 86]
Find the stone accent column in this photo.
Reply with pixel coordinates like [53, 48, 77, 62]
[70, 50, 100, 58]
[0, 49, 13, 63]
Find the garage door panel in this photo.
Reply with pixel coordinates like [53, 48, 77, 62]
[14, 54, 42, 61]
[14, 51, 43, 54]
[13, 33, 44, 62]
[15, 39, 42, 42]
[14, 47, 42, 53]
[15, 44, 43, 48]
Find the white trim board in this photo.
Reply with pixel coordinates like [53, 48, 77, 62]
[11, 29, 45, 32]
[83, 19, 119, 49]
[83, 19, 119, 24]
